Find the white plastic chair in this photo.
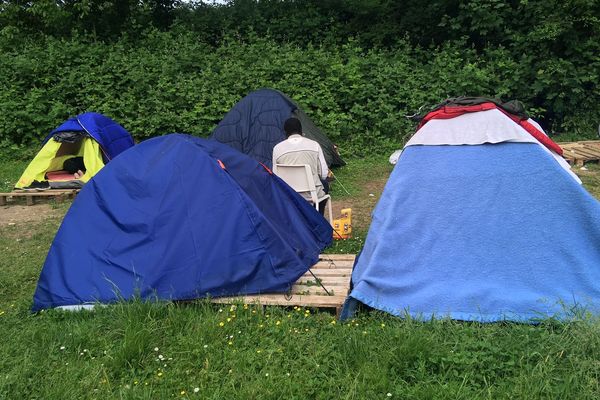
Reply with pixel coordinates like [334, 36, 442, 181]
[273, 164, 333, 223]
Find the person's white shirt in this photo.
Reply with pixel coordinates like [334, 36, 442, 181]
[273, 134, 329, 199]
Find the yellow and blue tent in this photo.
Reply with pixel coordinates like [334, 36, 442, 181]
[16, 112, 134, 189]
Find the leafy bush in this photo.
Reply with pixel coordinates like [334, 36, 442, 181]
[0, 29, 598, 156]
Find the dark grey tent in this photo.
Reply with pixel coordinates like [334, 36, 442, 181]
[211, 88, 345, 168]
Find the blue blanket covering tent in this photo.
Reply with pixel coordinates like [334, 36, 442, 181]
[32, 134, 332, 312]
[343, 144, 600, 322]
[342, 102, 600, 322]
[211, 88, 344, 168]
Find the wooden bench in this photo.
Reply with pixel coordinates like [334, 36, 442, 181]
[212, 253, 355, 316]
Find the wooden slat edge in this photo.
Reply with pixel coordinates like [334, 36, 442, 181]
[212, 294, 347, 307]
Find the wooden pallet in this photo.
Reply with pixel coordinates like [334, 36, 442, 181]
[212, 253, 355, 315]
[559, 141, 600, 166]
[0, 189, 80, 206]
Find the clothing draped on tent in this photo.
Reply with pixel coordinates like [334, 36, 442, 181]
[32, 134, 332, 312]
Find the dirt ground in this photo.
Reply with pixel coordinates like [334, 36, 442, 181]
[331, 177, 388, 230]
[0, 203, 63, 227]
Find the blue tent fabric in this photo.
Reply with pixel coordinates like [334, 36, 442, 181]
[211, 89, 295, 168]
[44, 112, 134, 161]
[211, 89, 345, 168]
[343, 143, 600, 322]
[32, 134, 332, 312]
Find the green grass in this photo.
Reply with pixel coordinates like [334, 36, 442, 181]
[2, 155, 600, 398]
[0, 158, 28, 192]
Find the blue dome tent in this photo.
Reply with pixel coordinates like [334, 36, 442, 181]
[16, 112, 134, 189]
[44, 112, 134, 162]
[211, 89, 344, 168]
[32, 134, 332, 311]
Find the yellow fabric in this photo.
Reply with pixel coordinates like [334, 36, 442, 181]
[80, 139, 104, 183]
[15, 138, 105, 188]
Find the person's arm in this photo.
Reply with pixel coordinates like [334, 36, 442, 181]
[317, 145, 329, 180]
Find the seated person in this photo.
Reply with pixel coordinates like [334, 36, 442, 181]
[273, 117, 330, 214]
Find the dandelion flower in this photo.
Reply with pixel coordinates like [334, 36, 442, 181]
[154, 347, 159, 352]
[381, 323, 386, 328]
[203, 345, 208, 349]
[219, 322, 225, 327]
[228, 341, 233, 345]
[194, 387, 200, 393]
[60, 346, 66, 351]
[387, 393, 392, 397]
[157, 372, 163, 377]
[181, 390, 186, 395]
[134, 381, 139, 385]
[330, 320, 336, 325]
[265, 373, 269, 377]
[276, 321, 281, 325]
[226, 318, 231, 322]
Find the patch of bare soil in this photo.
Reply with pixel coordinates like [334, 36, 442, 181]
[0, 204, 63, 227]
[331, 176, 389, 231]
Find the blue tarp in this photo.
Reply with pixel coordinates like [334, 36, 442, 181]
[343, 143, 600, 322]
[32, 134, 332, 311]
[44, 112, 134, 161]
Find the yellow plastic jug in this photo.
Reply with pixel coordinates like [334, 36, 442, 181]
[332, 208, 352, 240]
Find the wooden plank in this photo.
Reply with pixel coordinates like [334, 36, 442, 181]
[211, 254, 354, 310]
[560, 141, 600, 165]
[312, 261, 354, 269]
[0, 191, 78, 197]
[212, 294, 348, 308]
[299, 270, 351, 278]
[320, 254, 356, 261]
[0, 189, 79, 206]
[290, 285, 349, 296]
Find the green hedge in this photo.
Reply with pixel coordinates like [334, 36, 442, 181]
[0, 32, 598, 156]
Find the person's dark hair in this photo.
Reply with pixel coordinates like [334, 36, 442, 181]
[284, 117, 302, 137]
